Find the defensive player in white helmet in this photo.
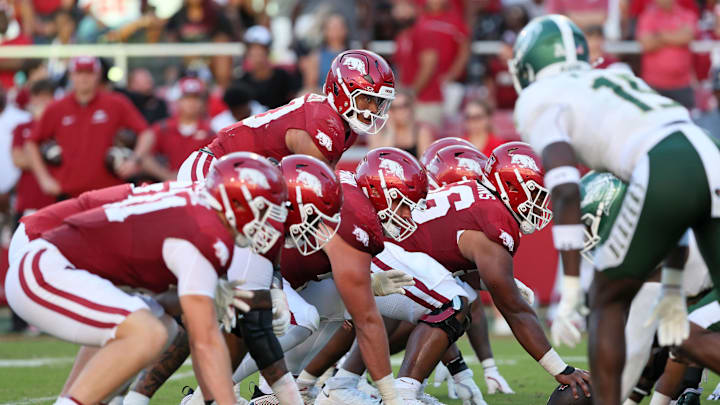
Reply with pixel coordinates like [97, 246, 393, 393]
[509, 14, 720, 404]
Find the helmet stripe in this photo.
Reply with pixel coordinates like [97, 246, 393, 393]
[548, 15, 576, 64]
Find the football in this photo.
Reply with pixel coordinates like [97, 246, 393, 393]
[547, 384, 593, 405]
[105, 146, 134, 177]
[39, 139, 62, 166]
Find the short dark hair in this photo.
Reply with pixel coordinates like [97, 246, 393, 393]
[223, 83, 254, 107]
[30, 79, 55, 95]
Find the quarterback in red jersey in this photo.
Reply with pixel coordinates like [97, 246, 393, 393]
[5, 153, 288, 405]
[177, 50, 396, 182]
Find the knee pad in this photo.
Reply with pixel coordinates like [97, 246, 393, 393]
[236, 308, 284, 370]
[418, 296, 472, 344]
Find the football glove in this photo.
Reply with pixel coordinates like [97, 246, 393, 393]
[454, 369, 488, 405]
[214, 279, 254, 333]
[270, 288, 290, 336]
[646, 269, 689, 346]
[371, 270, 415, 296]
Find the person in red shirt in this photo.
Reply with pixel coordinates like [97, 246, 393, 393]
[461, 100, 506, 157]
[143, 77, 215, 181]
[636, 0, 698, 109]
[11, 79, 56, 217]
[25, 56, 152, 198]
[485, 33, 518, 110]
[0, 4, 33, 90]
[545, 0, 608, 31]
[394, 0, 469, 127]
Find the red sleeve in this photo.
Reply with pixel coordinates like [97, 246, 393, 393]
[544, 0, 563, 13]
[412, 19, 435, 51]
[116, 93, 149, 133]
[336, 182, 385, 255]
[306, 102, 347, 164]
[635, 9, 654, 37]
[31, 101, 60, 142]
[12, 123, 30, 148]
[478, 206, 521, 256]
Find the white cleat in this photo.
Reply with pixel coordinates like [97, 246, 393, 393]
[299, 384, 319, 405]
[417, 392, 447, 405]
[315, 377, 381, 405]
[358, 376, 380, 399]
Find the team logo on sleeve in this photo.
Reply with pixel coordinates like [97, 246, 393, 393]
[379, 158, 404, 179]
[353, 226, 369, 247]
[457, 157, 483, 175]
[235, 168, 270, 189]
[342, 56, 367, 75]
[315, 131, 333, 151]
[510, 154, 539, 171]
[213, 239, 229, 266]
[297, 170, 323, 197]
[499, 230, 514, 252]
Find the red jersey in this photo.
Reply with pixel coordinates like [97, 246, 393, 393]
[281, 170, 385, 289]
[12, 121, 55, 213]
[20, 182, 187, 240]
[31, 90, 149, 196]
[41, 187, 234, 293]
[398, 180, 521, 272]
[206, 94, 353, 166]
[153, 117, 215, 171]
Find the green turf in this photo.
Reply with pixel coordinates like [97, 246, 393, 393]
[0, 333, 718, 404]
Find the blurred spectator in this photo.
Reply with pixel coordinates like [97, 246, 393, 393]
[236, 25, 298, 109]
[0, 3, 33, 90]
[461, 99, 505, 156]
[394, 0, 470, 127]
[210, 82, 264, 132]
[586, 25, 620, 68]
[118, 68, 169, 124]
[484, 32, 517, 110]
[165, 0, 234, 42]
[368, 91, 434, 157]
[143, 77, 214, 181]
[26, 56, 151, 198]
[545, 0, 608, 31]
[11, 79, 55, 217]
[696, 67, 720, 139]
[0, 86, 31, 195]
[103, 4, 166, 43]
[299, 13, 348, 94]
[636, 0, 697, 109]
[76, 0, 143, 43]
[46, 10, 76, 81]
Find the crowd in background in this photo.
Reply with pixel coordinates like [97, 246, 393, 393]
[2, 0, 720, 331]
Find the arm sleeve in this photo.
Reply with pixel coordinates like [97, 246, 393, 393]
[117, 94, 149, 133]
[162, 238, 218, 298]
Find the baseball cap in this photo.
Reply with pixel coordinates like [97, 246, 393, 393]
[179, 77, 206, 97]
[243, 25, 272, 47]
[70, 56, 101, 73]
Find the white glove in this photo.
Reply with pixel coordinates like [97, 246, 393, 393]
[551, 275, 584, 348]
[270, 288, 290, 336]
[482, 359, 514, 394]
[645, 268, 689, 346]
[432, 363, 457, 399]
[371, 270, 415, 296]
[215, 279, 254, 333]
[454, 370, 488, 405]
[514, 278, 535, 306]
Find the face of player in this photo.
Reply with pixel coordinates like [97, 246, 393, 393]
[177, 95, 204, 120]
[355, 94, 383, 125]
[71, 70, 100, 96]
[390, 197, 413, 223]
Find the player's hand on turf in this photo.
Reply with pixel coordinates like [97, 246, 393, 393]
[38, 174, 62, 196]
[554, 368, 591, 400]
[270, 288, 290, 336]
[645, 283, 689, 346]
[371, 269, 415, 296]
[454, 369, 488, 405]
[432, 363, 458, 399]
[551, 276, 585, 347]
[514, 278, 535, 306]
[483, 365, 515, 394]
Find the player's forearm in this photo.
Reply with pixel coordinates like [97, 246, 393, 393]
[141, 157, 176, 181]
[24, 141, 52, 179]
[11, 147, 30, 170]
[412, 50, 438, 95]
[133, 129, 155, 159]
[660, 27, 693, 46]
[497, 304, 551, 362]
[189, 331, 235, 404]
[551, 183, 583, 277]
[353, 308, 393, 380]
[445, 40, 470, 82]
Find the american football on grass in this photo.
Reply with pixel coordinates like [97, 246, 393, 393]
[547, 383, 593, 405]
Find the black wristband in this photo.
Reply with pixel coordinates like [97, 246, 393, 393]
[205, 400, 214, 405]
[560, 365, 576, 375]
[446, 354, 469, 375]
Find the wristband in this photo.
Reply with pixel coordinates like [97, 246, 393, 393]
[539, 348, 568, 376]
[543, 166, 580, 192]
[660, 267, 683, 288]
[560, 365, 575, 375]
[446, 354, 469, 375]
[552, 224, 585, 251]
[481, 358, 496, 370]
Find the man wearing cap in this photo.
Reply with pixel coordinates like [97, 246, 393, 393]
[237, 25, 299, 109]
[25, 56, 152, 198]
[142, 77, 215, 181]
[696, 67, 720, 140]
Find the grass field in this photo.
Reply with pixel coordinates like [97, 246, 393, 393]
[1, 330, 719, 404]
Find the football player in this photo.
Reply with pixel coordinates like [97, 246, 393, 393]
[5, 153, 288, 405]
[174, 50, 395, 183]
[510, 14, 720, 405]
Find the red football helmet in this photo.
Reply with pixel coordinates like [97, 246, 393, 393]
[356, 147, 428, 242]
[427, 145, 488, 186]
[324, 49, 395, 135]
[482, 142, 552, 235]
[204, 152, 289, 254]
[280, 155, 343, 256]
[419, 137, 476, 167]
